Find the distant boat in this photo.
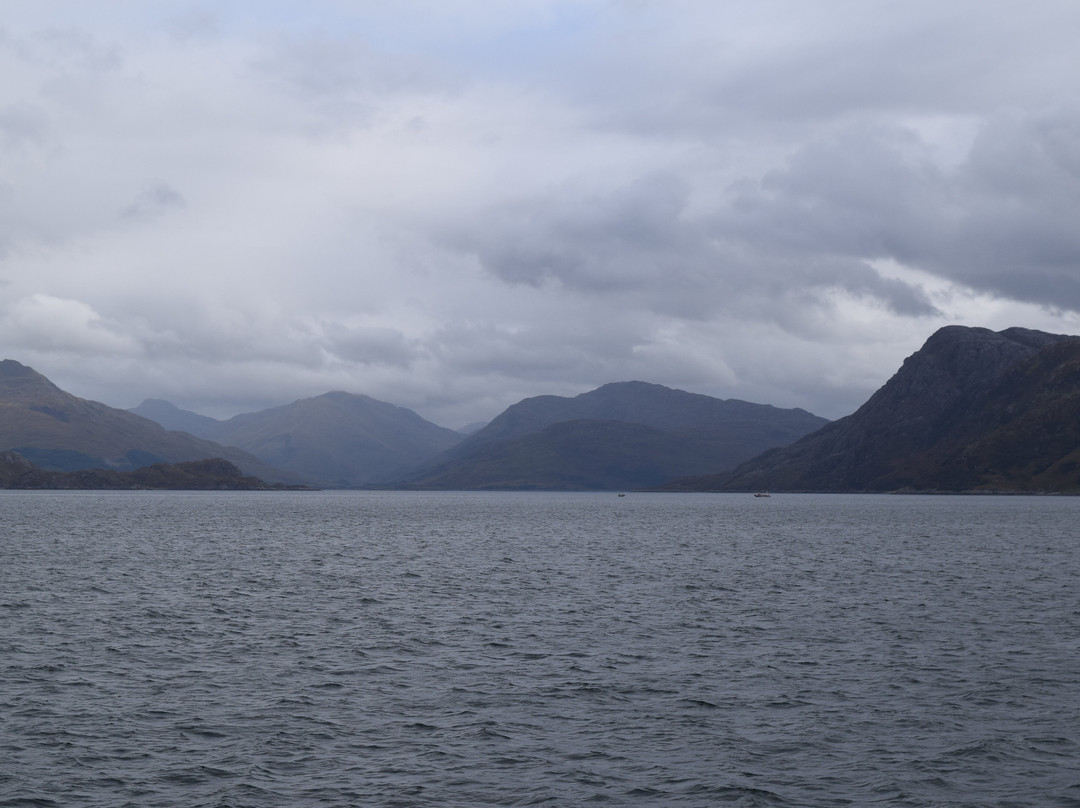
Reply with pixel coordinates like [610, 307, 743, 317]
[617, 492, 626, 497]
[754, 491, 771, 497]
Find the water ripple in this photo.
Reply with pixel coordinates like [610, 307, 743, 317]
[2, 491, 1079, 806]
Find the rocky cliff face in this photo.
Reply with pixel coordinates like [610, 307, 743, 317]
[669, 326, 1080, 492]
[919, 336, 1080, 491]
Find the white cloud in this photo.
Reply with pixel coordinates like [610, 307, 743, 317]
[0, 293, 140, 356]
[1, 1, 1079, 428]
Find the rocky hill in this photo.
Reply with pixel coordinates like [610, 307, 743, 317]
[397, 381, 828, 490]
[666, 326, 1080, 493]
[0, 360, 296, 483]
[198, 391, 463, 488]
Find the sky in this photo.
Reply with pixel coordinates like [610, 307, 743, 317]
[3, 0, 1080, 428]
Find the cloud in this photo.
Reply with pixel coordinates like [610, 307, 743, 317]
[455, 174, 700, 292]
[321, 323, 419, 367]
[1, 1, 1080, 428]
[444, 148, 942, 323]
[0, 294, 140, 356]
[942, 109, 1080, 305]
[120, 181, 186, 221]
[0, 102, 50, 150]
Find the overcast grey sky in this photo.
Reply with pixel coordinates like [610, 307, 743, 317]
[2, 0, 1079, 427]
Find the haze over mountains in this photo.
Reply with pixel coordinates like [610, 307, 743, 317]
[6, 324, 1080, 492]
[0, 360, 295, 484]
[128, 399, 220, 439]
[163, 393, 463, 489]
[129, 381, 826, 490]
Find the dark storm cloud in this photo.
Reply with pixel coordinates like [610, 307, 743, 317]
[459, 174, 700, 292]
[694, 111, 1080, 314]
[451, 159, 940, 321]
[941, 109, 1080, 306]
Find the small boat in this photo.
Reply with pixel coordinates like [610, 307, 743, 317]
[754, 491, 771, 497]
[617, 492, 626, 497]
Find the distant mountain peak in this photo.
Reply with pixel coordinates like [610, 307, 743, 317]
[129, 398, 220, 439]
[199, 390, 463, 487]
[0, 359, 64, 396]
[319, 390, 364, 401]
[0, 359, 38, 378]
[587, 380, 712, 398]
[590, 380, 673, 393]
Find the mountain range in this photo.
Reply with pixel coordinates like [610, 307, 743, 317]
[395, 381, 829, 489]
[1, 359, 829, 490]
[131, 381, 826, 490]
[666, 326, 1080, 493]
[8, 324, 1080, 492]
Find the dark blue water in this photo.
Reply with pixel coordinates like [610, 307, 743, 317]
[2, 491, 1079, 807]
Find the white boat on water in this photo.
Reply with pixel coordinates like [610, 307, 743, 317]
[754, 491, 771, 497]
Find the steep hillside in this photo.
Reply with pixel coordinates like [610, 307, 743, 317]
[399, 381, 828, 490]
[0, 360, 296, 483]
[668, 326, 1080, 492]
[203, 391, 463, 488]
[906, 336, 1080, 491]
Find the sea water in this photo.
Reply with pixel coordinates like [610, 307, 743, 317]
[2, 491, 1078, 807]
